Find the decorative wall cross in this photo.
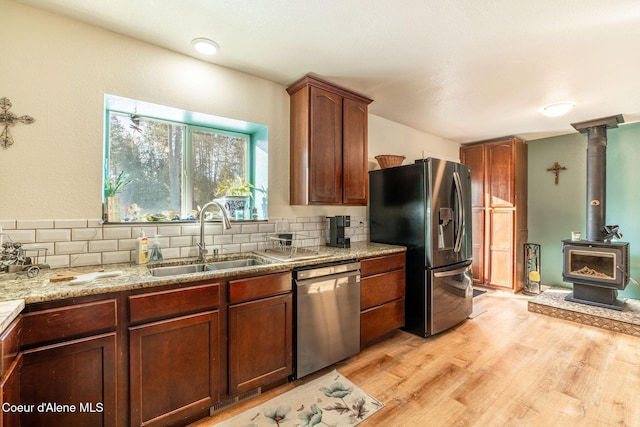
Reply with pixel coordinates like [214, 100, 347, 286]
[0, 97, 35, 149]
[547, 161, 567, 185]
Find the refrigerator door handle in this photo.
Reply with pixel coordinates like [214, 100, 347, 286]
[433, 263, 471, 278]
[453, 171, 464, 253]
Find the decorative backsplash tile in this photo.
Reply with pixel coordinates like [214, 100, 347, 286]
[0, 216, 369, 269]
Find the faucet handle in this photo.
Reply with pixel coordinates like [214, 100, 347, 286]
[197, 242, 208, 256]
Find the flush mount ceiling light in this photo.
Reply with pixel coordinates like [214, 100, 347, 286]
[540, 101, 576, 117]
[191, 38, 219, 55]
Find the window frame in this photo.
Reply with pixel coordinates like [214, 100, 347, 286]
[185, 124, 253, 213]
[104, 104, 261, 222]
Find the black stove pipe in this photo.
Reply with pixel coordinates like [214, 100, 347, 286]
[585, 125, 607, 241]
[571, 115, 624, 242]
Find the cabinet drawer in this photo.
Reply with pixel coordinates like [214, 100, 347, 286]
[129, 283, 220, 325]
[360, 299, 404, 348]
[361, 269, 405, 310]
[22, 299, 117, 348]
[360, 252, 405, 276]
[229, 272, 291, 304]
[0, 317, 21, 377]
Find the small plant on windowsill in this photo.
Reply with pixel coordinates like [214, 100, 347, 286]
[104, 171, 132, 222]
[216, 176, 254, 219]
[216, 176, 254, 198]
[105, 171, 132, 198]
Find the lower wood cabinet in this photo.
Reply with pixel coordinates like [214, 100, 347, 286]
[1, 318, 22, 427]
[20, 333, 117, 427]
[15, 299, 118, 427]
[128, 282, 222, 427]
[129, 311, 219, 427]
[360, 252, 406, 348]
[228, 272, 293, 396]
[228, 294, 293, 395]
[0, 354, 21, 427]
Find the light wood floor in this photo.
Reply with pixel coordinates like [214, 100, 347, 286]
[192, 290, 640, 426]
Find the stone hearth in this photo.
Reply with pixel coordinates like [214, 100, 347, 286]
[528, 287, 640, 337]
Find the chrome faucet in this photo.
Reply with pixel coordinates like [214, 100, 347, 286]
[198, 200, 232, 261]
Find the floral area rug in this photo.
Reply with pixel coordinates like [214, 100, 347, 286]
[213, 370, 384, 426]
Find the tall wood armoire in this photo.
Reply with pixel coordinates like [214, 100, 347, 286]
[460, 137, 528, 292]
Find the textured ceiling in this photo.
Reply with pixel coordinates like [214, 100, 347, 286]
[17, 0, 640, 143]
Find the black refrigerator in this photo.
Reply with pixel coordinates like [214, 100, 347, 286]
[369, 158, 473, 337]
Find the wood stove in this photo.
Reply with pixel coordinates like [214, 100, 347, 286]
[563, 239, 629, 309]
[562, 114, 630, 311]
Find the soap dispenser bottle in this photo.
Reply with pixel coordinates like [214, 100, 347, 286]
[135, 229, 149, 264]
[148, 234, 163, 264]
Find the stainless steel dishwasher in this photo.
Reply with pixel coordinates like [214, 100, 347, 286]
[294, 260, 361, 378]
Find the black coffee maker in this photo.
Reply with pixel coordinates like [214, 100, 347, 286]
[327, 215, 351, 248]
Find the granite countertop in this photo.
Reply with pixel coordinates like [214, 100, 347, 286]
[0, 299, 25, 333]
[0, 242, 405, 333]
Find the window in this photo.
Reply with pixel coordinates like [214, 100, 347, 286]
[104, 95, 268, 222]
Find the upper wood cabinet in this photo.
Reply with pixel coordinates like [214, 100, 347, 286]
[287, 75, 373, 205]
[460, 137, 528, 292]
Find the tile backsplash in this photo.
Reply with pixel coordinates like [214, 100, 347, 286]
[0, 217, 368, 269]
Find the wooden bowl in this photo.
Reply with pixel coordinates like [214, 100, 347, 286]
[375, 154, 405, 168]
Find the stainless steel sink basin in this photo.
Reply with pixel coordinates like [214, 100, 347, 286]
[206, 258, 265, 270]
[148, 263, 208, 277]
[148, 257, 267, 277]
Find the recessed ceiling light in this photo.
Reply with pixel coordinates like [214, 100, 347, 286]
[191, 38, 219, 55]
[541, 101, 576, 117]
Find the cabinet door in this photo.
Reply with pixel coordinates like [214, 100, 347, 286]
[487, 209, 515, 288]
[228, 294, 293, 395]
[471, 208, 485, 285]
[309, 86, 343, 204]
[129, 311, 219, 427]
[486, 140, 515, 208]
[0, 354, 21, 427]
[342, 97, 368, 205]
[460, 144, 486, 208]
[20, 333, 117, 427]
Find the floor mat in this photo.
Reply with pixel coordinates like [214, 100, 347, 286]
[212, 369, 384, 426]
[473, 289, 487, 297]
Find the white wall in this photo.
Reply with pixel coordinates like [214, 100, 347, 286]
[0, 1, 458, 223]
[368, 115, 460, 168]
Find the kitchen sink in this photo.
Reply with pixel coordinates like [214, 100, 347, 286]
[148, 257, 268, 277]
[148, 263, 208, 277]
[206, 258, 265, 270]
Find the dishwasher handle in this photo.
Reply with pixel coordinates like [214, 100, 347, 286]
[294, 261, 361, 280]
[295, 269, 361, 288]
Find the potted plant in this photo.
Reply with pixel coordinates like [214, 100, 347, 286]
[104, 171, 132, 222]
[216, 176, 254, 219]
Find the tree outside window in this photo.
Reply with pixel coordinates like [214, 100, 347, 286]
[106, 112, 252, 221]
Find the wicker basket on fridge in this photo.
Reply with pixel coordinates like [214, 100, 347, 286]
[375, 154, 406, 168]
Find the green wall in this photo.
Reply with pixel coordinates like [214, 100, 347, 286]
[528, 121, 640, 299]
